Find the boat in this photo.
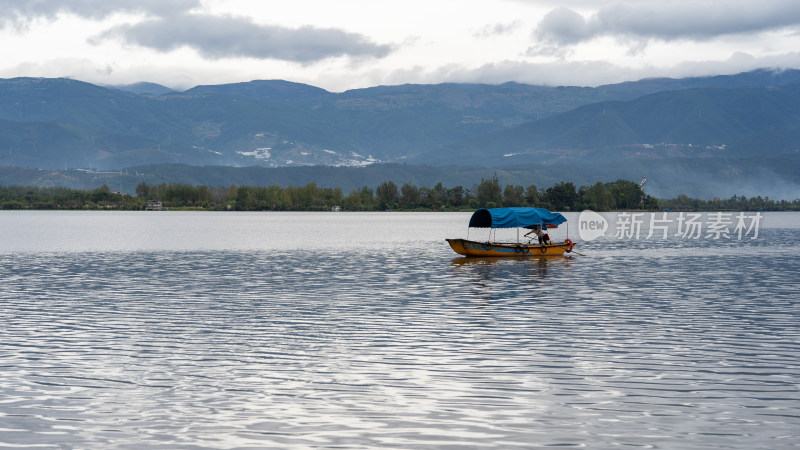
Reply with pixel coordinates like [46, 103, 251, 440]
[446, 207, 574, 257]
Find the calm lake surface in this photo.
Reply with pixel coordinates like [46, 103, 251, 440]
[1, 211, 799, 449]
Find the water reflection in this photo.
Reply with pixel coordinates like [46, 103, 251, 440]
[450, 254, 573, 277]
[446, 255, 579, 306]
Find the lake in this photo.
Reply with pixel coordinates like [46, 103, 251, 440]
[1, 211, 799, 449]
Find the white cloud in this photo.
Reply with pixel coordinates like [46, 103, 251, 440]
[534, 7, 595, 46]
[2, 0, 800, 91]
[0, 0, 199, 24]
[378, 51, 800, 89]
[96, 13, 393, 63]
[533, 0, 800, 50]
[474, 21, 523, 38]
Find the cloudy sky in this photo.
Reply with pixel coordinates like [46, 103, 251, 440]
[1, 0, 800, 92]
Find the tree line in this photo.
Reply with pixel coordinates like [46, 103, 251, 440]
[0, 177, 797, 211]
[658, 194, 800, 211]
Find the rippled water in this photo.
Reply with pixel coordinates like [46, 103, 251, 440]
[1, 211, 799, 449]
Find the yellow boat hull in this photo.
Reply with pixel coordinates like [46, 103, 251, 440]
[446, 238, 574, 257]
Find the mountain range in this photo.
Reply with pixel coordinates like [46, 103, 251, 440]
[1, 68, 800, 198]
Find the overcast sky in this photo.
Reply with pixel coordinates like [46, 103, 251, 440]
[1, 0, 799, 92]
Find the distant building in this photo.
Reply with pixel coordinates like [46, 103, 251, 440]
[145, 200, 163, 211]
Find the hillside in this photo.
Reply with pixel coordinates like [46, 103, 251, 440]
[433, 83, 800, 166]
[2, 69, 800, 199]
[2, 69, 800, 171]
[4, 152, 799, 199]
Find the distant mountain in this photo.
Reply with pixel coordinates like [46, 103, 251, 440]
[2, 69, 800, 198]
[0, 77, 216, 169]
[110, 82, 175, 96]
[184, 79, 332, 102]
[0, 70, 797, 171]
[591, 68, 800, 99]
[433, 83, 800, 166]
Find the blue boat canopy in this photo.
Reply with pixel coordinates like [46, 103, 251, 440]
[468, 207, 567, 229]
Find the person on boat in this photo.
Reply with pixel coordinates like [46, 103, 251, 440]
[525, 225, 550, 245]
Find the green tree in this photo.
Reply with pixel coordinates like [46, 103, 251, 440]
[476, 173, 502, 207]
[343, 188, 363, 210]
[607, 179, 644, 209]
[359, 186, 374, 210]
[376, 180, 399, 209]
[429, 182, 447, 210]
[235, 185, 254, 210]
[399, 183, 421, 208]
[448, 186, 466, 208]
[524, 185, 540, 206]
[502, 185, 524, 206]
[135, 182, 151, 198]
[584, 182, 613, 211]
[543, 181, 579, 211]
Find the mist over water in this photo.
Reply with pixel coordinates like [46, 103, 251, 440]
[1, 211, 799, 449]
